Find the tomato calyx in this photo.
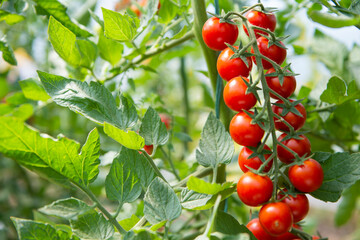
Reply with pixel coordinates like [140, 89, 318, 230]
[226, 42, 255, 69]
[207, 11, 238, 25]
[272, 99, 304, 117]
[243, 108, 267, 130]
[265, 65, 298, 87]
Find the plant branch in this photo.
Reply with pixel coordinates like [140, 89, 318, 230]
[173, 167, 213, 188]
[160, 146, 181, 181]
[140, 149, 167, 182]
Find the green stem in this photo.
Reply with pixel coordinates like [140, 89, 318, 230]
[164, 222, 170, 240]
[180, 57, 190, 153]
[308, 104, 336, 113]
[244, 19, 280, 200]
[203, 195, 222, 237]
[212, 166, 218, 184]
[132, 216, 147, 229]
[160, 146, 181, 181]
[78, 185, 126, 235]
[103, 31, 194, 83]
[140, 149, 167, 182]
[113, 203, 123, 218]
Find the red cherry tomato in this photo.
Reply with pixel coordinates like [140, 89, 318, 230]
[144, 144, 153, 155]
[217, 47, 253, 81]
[230, 111, 264, 147]
[202, 17, 239, 51]
[223, 77, 257, 112]
[277, 190, 309, 223]
[272, 100, 307, 132]
[289, 158, 324, 193]
[312, 236, 320, 240]
[259, 202, 293, 236]
[247, 218, 276, 240]
[275, 224, 301, 240]
[243, 10, 276, 38]
[251, 37, 287, 69]
[238, 145, 273, 173]
[159, 113, 171, 130]
[237, 172, 273, 206]
[277, 134, 311, 164]
[266, 68, 296, 99]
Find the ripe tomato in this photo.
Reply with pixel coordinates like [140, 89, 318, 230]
[237, 172, 273, 206]
[130, 0, 161, 17]
[202, 17, 239, 51]
[223, 77, 257, 111]
[272, 100, 306, 132]
[144, 144, 153, 155]
[288, 158, 324, 193]
[243, 10, 276, 38]
[247, 218, 276, 240]
[251, 37, 287, 70]
[159, 113, 171, 130]
[217, 47, 253, 81]
[238, 145, 273, 173]
[312, 237, 320, 240]
[259, 202, 293, 236]
[230, 111, 264, 147]
[275, 224, 301, 240]
[277, 134, 311, 164]
[277, 190, 309, 222]
[266, 68, 296, 99]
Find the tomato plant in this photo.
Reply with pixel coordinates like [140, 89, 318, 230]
[1, 0, 359, 239]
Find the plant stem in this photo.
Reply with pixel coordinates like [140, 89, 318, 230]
[244, 19, 280, 200]
[160, 146, 181, 180]
[212, 166, 218, 184]
[180, 57, 190, 153]
[203, 195, 222, 237]
[173, 167, 212, 188]
[133, 216, 147, 229]
[103, 31, 194, 83]
[308, 104, 336, 113]
[164, 221, 170, 240]
[78, 185, 126, 235]
[113, 203, 123, 218]
[140, 149, 167, 182]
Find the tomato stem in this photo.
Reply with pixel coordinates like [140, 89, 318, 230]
[140, 149, 167, 182]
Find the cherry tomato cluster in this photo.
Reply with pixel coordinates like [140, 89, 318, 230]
[202, 8, 325, 240]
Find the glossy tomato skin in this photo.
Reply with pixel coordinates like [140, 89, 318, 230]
[237, 172, 273, 206]
[144, 144, 154, 155]
[217, 47, 253, 81]
[223, 77, 257, 111]
[230, 111, 265, 147]
[289, 158, 324, 193]
[266, 68, 296, 99]
[277, 190, 309, 223]
[202, 17, 239, 51]
[238, 145, 273, 173]
[277, 134, 311, 164]
[272, 100, 307, 132]
[243, 10, 276, 38]
[247, 218, 276, 240]
[259, 202, 293, 236]
[251, 37, 287, 70]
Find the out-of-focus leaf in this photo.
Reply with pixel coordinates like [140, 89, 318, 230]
[187, 176, 234, 195]
[34, 0, 91, 37]
[19, 78, 51, 101]
[320, 76, 360, 104]
[98, 32, 123, 66]
[308, 10, 360, 28]
[0, 9, 25, 25]
[157, 0, 178, 24]
[335, 181, 360, 226]
[0, 38, 17, 65]
[215, 211, 256, 238]
[119, 215, 140, 231]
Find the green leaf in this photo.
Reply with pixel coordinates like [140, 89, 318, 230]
[104, 123, 145, 150]
[119, 215, 140, 231]
[19, 78, 51, 101]
[11, 218, 59, 240]
[320, 76, 360, 104]
[215, 211, 256, 238]
[308, 10, 360, 28]
[335, 181, 360, 226]
[139, 0, 159, 28]
[311, 152, 360, 202]
[0, 117, 100, 187]
[127, 149, 157, 188]
[348, 44, 360, 85]
[34, 0, 91, 37]
[10, 104, 34, 120]
[187, 176, 234, 195]
[157, 0, 178, 24]
[48, 17, 95, 68]
[39, 71, 138, 129]
[105, 149, 142, 204]
[98, 31, 123, 66]
[196, 112, 234, 168]
[0, 38, 17, 65]
[139, 107, 169, 147]
[70, 211, 114, 240]
[144, 177, 181, 224]
[181, 189, 212, 210]
[0, 9, 25, 25]
[102, 8, 139, 42]
[39, 198, 93, 220]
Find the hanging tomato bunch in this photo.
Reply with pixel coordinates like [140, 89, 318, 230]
[202, 5, 324, 240]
